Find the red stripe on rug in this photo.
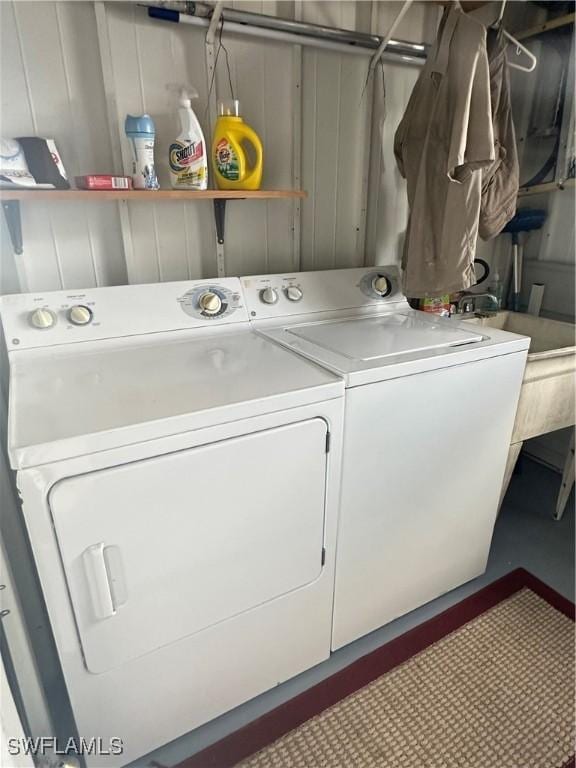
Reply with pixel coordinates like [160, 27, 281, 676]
[176, 568, 575, 768]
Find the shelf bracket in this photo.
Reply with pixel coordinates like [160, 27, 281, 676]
[213, 199, 226, 245]
[2, 200, 23, 255]
[213, 199, 227, 277]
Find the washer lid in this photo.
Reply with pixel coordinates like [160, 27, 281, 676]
[7, 330, 341, 469]
[287, 313, 483, 361]
[259, 309, 529, 387]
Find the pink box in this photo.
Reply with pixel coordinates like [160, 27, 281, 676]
[75, 175, 132, 190]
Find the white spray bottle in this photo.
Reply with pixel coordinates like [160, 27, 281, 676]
[167, 84, 208, 190]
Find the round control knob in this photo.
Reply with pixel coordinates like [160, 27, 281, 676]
[286, 285, 303, 302]
[29, 308, 56, 329]
[260, 287, 279, 305]
[68, 305, 93, 326]
[199, 291, 222, 316]
[372, 275, 392, 297]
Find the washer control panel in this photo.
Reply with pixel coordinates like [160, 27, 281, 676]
[0, 278, 248, 351]
[21, 294, 101, 339]
[27, 302, 95, 330]
[242, 266, 404, 320]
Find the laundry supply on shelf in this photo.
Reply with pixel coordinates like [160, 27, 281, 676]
[124, 114, 159, 190]
[0, 138, 38, 188]
[394, 3, 494, 298]
[167, 84, 208, 190]
[212, 100, 263, 191]
[18, 137, 70, 189]
[1, 137, 69, 189]
[75, 175, 132, 190]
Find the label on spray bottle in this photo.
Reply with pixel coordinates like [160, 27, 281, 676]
[215, 139, 239, 181]
[169, 140, 207, 187]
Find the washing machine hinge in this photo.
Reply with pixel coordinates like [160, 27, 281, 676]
[325, 431, 331, 453]
[321, 547, 326, 566]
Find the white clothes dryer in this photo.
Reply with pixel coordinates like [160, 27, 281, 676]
[0, 278, 344, 766]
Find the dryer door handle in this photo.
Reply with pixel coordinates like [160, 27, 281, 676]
[83, 543, 127, 620]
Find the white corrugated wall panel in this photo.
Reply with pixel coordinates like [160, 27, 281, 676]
[300, 1, 371, 271]
[365, 60, 419, 269]
[538, 188, 575, 264]
[0, 1, 126, 292]
[214, 1, 298, 275]
[102, 2, 217, 283]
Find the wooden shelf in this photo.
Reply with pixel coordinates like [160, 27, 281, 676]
[0, 188, 307, 274]
[0, 188, 306, 202]
[518, 179, 575, 197]
[516, 13, 575, 41]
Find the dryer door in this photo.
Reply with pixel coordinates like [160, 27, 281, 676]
[49, 419, 328, 674]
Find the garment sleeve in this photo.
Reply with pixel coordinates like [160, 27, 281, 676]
[447, 33, 495, 182]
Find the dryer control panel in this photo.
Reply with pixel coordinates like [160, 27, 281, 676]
[241, 267, 406, 321]
[0, 278, 248, 351]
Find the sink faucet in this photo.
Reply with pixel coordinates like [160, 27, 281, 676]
[457, 292, 500, 315]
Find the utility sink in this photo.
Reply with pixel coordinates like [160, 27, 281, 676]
[469, 311, 574, 355]
[463, 311, 575, 517]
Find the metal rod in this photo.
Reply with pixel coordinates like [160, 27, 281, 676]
[142, 4, 428, 63]
[152, 1, 384, 46]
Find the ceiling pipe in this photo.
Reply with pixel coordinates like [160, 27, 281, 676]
[144, 1, 385, 46]
[140, 3, 428, 64]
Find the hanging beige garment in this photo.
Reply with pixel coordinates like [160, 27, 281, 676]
[479, 25, 519, 239]
[394, 5, 495, 298]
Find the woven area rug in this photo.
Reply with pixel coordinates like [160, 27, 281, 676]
[180, 569, 575, 768]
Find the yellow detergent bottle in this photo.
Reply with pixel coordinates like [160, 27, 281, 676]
[212, 100, 263, 190]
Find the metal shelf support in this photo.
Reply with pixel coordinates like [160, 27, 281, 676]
[213, 199, 227, 277]
[2, 200, 23, 255]
[213, 197, 246, 278]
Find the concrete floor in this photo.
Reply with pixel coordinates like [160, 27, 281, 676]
[133, 457, 575, 768]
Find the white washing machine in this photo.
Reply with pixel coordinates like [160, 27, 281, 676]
[242, 267, 530, 650]
[0, 278, 344, 766]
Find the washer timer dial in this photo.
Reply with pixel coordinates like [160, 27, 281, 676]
[359, 271, 395, 300]
[198, 291, 222, 316]
[372, 275, 392, 297]
[178, 284, 241, 320]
